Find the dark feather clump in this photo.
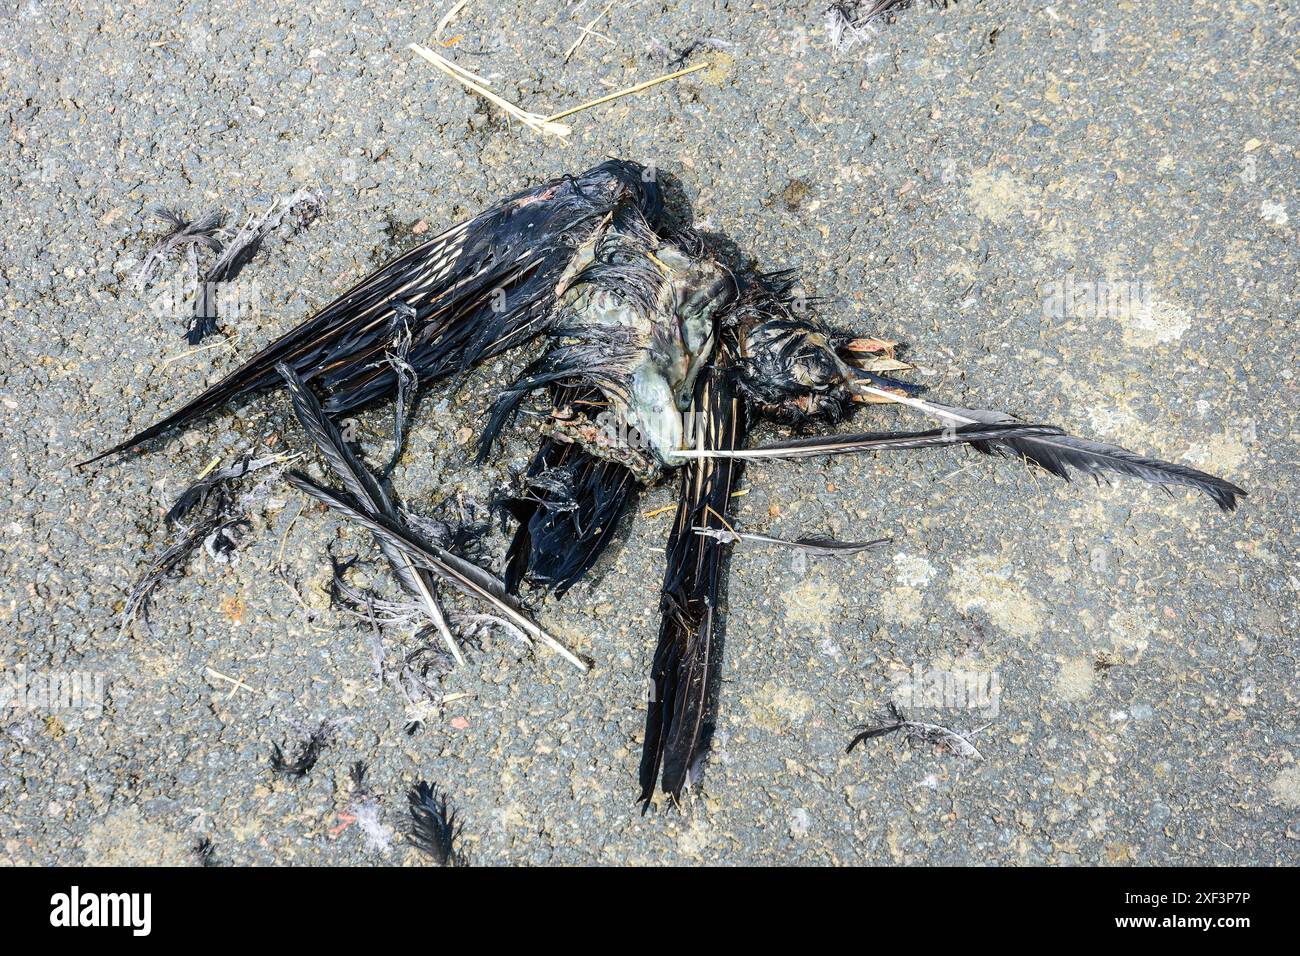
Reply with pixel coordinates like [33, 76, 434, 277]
[500, 409, 638, 596]
[829, 0, 952, 42]
[477, 322, 642, 461]
[350, 760, 369, 788]
[407, 781, 463, 866]
[193, 838, 217, 867]
[269, 723, 331, 778]
[164, 454, 283, 527]
[564, 201, 667, 318]
[187, 189, 324, 344]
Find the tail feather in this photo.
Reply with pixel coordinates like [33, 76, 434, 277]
[674, 422, 1063, 460]
[640, 353, 747, 807]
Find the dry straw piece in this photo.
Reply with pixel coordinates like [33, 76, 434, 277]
[409, 37, 712, 140]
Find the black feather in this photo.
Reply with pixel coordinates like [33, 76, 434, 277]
[845, 723, 906, 753]
[382, 303, 422, 477]
[269, 723, 330, 778]
[502, 415, 638, 596]
[186, 190, 323, 344]
[640, 344, 747, 807]
[134, 206, 225, 291]
[693, 527, 890, 557]
[681, 422, 1064, 460]
[193, 838, 217, 867]
[407, 781, 462, 866]
[922, 400, 1247, 512]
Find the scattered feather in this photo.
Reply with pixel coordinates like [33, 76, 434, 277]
[827, 0, 951, 54]
[407, 781, 463, 865]
[188, 189, 324, 344]
[646, 36, 736, 67]
[121, 511, 234, 634]
[269, 721, 332, 778]
[693, 527, 890, 556]
[121, 451, 293, 635]
[398, 645, 455, 735]
[345, 762, 394, 855]
[193, 837, 217, 867]
[165, 453, 289, 527]
[846, 704, 983, 760]
[134, 206, 224, 291]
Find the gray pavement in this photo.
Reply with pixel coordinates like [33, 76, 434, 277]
[1, 0, 1296, 865]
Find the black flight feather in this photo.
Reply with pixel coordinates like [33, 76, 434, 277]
[640, 346, 747, 807]
[916, 399, 1246, 512]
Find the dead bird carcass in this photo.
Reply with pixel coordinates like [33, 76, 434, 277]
[87, 160, 1245, 807]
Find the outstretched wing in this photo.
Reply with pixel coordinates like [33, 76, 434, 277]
[85, 160, 662, 464]
[639, 350, 748, 807]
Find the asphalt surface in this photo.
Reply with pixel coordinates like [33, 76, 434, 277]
[2, 0, 1296, 865]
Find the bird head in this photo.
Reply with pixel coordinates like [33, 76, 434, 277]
[735, 316, 916, 424]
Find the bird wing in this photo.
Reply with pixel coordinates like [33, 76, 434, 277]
[639, 350, 748, 807]
[85, 160, 661, 464]
[502, 388, 640, 597]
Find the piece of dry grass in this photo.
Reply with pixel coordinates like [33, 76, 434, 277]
[544, 61, 710, 123]
[435, 0, 469, 39]
[409, 41, 711, 139]
[564, 0, 618, 62]
[408, 42, 572, 138]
